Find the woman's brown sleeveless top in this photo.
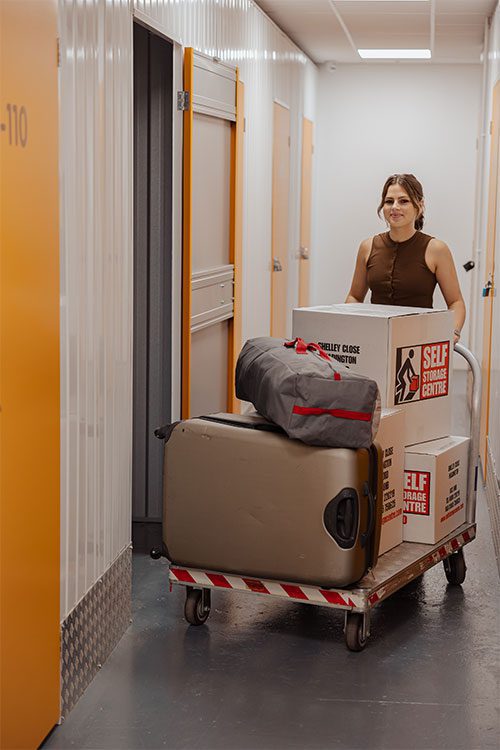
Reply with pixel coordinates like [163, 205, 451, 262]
[366, 230, 437, 308]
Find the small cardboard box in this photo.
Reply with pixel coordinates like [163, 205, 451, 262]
[376, 408, 405, 556]
[403, 436, 469, 544]
[292, 303, 454, 445]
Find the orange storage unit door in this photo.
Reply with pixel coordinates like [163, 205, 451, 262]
[0, 1, 61, 747]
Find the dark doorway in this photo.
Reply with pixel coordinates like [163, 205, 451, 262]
[132, 23, 173, 551]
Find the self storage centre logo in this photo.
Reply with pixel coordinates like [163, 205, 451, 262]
[404, 470, 431, 516]
[394, 341, 449, 404]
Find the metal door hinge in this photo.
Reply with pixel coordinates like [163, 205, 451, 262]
[57, 37, 61, 67]
[177, 91, 190, 111]
[273, 257, 283, 272]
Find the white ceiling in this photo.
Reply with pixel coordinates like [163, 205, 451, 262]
[255, 0, 498, 64]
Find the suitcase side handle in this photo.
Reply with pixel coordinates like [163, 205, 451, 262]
[154, 421, 181, 441]
[323, 488, 359, 549]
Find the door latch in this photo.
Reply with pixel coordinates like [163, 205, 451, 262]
[299, 246, 310, 260]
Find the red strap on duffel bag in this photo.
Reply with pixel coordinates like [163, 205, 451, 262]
[283, 337, 308, 354]
[284, 339, 341, 379]
[305, 341, 330, 362]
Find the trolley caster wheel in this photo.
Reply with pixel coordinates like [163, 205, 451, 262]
[184, 587, 211, 625]
[345, 613, 368, 652]
[443, 549, 467, 585]
[150, 547, 162, 560]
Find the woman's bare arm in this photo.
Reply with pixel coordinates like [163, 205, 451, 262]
[345, 238, 372, 303]
[427, 239, 466, 341]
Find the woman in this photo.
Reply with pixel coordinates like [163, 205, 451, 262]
[346, 174, 465, 343]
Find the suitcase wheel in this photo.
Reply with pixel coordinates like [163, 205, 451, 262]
[184, 587, 211, 626]
[344, 612, 368, 652]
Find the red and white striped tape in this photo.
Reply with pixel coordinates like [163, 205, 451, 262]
[169, 527, 476, 612]
[367, 526, 476, 606]
[426, 525, 475, 566]
[169, 566, 366, 610]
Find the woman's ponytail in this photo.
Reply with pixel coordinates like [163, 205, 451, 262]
[415, 214, 424, 230]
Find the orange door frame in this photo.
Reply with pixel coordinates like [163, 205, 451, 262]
[181, 50, 243, 418]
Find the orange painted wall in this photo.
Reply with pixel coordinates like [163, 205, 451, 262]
[0, 1, 60, 747]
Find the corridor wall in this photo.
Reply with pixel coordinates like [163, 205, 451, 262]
[58, 0, 317, 715]
[474, 3, 500, 555]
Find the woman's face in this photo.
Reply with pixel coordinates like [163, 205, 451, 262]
[382, 184, 420, 231]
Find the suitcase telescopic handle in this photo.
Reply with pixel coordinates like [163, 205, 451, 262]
[360, 445, 378, 548]
[360, 480, 375, 548]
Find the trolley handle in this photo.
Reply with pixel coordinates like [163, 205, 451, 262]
[453, 343, 481, 525]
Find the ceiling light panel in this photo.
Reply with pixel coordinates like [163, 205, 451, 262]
[358, 48, 431, 58]
[335, 1, 430, 9]
[336, 1, 429, 3]
[336, 1, 429, 4]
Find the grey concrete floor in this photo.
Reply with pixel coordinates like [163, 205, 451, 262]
[44, 370, 500, 750]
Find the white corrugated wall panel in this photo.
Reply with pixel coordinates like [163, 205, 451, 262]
[59, 0, 133, 620]
[59, 0, 317, 619]
[472, 4, 500, 478]
[485, 5, 500, 476]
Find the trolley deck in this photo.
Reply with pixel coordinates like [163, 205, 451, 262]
[158, 343, 481, 651]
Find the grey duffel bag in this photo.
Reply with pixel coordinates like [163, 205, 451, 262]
[235, 337, 381, 449]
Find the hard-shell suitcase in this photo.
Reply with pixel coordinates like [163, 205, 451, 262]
[159, 413, 383, 588]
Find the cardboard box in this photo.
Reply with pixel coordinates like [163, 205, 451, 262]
[376, 408, 405, 556]
[292, 303, 454, 445]
[403, 436, 469, 544]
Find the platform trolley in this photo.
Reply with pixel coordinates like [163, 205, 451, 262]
[151, 343, 481, 652]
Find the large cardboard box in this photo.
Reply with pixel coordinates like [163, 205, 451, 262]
[403, 436, 469, 544]
[292, 303, 454, 445]
[376, 408, 405, 556]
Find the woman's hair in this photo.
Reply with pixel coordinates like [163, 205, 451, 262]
[377, 173, 425, 230]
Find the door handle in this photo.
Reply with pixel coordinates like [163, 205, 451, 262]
[273, 258, 283, 272]
[299, 246, 310, 260]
